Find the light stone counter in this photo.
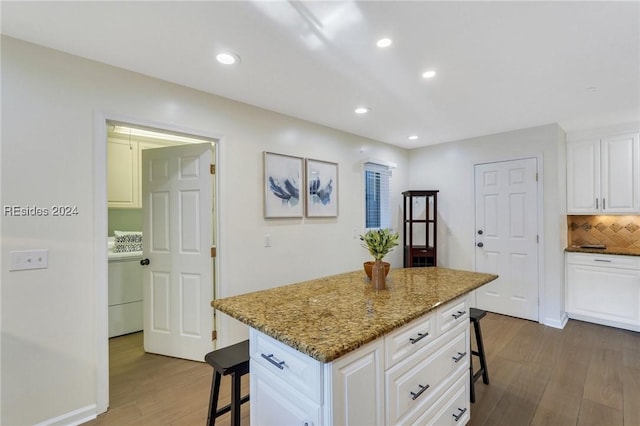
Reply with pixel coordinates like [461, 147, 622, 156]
[212, 267, 498, 362]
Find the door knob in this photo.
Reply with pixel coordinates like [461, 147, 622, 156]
[140, 258, 150, 266]
[477, 242, 484, 248]
[477, 230, 483, 235]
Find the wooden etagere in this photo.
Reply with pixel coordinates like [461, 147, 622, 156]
[402, 190, 438, 267]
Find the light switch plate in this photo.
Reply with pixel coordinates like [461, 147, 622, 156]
[10, 249, 49, 271]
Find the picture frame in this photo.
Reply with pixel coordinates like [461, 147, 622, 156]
[305, 158, 338, 217]
[263, 151, 304, 218]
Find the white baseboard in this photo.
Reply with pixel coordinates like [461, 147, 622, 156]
[543, 312, 569, 329]
[35, 404, 96, 426]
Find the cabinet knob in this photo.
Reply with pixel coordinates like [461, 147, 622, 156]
[477, 230, 483, 235]
[477, 242, 484, 248]
[140, 258, 150, 266]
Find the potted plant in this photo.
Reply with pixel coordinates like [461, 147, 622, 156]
[360, 228, 399, 289]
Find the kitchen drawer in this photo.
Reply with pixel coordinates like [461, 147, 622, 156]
[386, 322, 469, 424]
[436, 295, 469, 335]
[411, 373, 469, 426]
[250, 328, 322, 404]
[385, 312, 436, 370]
[566, 252, 640, 270]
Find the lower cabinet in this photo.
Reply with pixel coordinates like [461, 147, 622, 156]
[108, 257, 143, 337]
[566, 252, 640, 332]
[250, 360, 321, 426]
[249, 294, 471, 425]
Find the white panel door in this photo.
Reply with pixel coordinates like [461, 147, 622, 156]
[142, 143, 214, 361]
[474, 158, 539, 321]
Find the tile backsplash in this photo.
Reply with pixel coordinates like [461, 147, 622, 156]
[568, 215, 640, 249]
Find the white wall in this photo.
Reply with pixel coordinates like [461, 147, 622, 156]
[0, 37, 409, 425]
[408, 124, 568, 328]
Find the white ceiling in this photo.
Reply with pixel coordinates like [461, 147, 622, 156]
[2, 1, 639, 148]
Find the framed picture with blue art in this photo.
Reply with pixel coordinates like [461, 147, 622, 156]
[264, 151, 304, 218]
[305, 158, 338, 217]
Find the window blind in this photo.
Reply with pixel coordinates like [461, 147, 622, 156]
[364, 162, 392, 229]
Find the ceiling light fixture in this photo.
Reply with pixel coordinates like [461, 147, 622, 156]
[355, 107, 370, 114]
[216, 51, 240, 65]
[422, 70, 436, 79]
[376, 38, 392, 48]
[408, 135, 419, 140]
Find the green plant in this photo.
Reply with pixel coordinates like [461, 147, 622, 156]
[360, 228, 399, 261]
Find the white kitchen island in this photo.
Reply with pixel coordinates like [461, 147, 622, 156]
[212, 267, 497, 426]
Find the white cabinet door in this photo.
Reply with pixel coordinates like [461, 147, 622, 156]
[250, 360, 321, 426]
[601, 133, 640, 213]
[107, 138, 139, 208]
[330, 339, 385, 426]
[567, 262, 640, 329]
[567, 133, 640, 214]
[567, 139, 600, 213]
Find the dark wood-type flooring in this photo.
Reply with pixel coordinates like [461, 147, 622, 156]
[86, 313, 640, 425]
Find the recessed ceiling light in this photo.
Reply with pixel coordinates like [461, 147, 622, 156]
[408, 135, 419, 140]
[355, 107, 370, 114]
[216, 52, 240, 65]
[376, 38, 392, 48]
[422, 70, 437, 79]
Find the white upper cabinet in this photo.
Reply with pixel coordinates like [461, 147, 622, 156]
[567, 132, 640, 214]
[108, 136, 183, 209]
[107, 137, 139, 208]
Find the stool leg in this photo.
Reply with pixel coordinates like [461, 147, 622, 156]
[230, 372, 241, 426]
[208, 371, 221, 426]
[474, 321, 490, 385]
[469, 365, 476, 403]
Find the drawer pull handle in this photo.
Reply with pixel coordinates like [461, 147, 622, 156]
[453, 407, 467, 422]
[409, 332, 429, 344]
[261, 353, 285, 370]
[410, 384, 430, 400]
[452, 310, 466, 319]
[452, 351, 467, 363]
[593, 259, 612, 263]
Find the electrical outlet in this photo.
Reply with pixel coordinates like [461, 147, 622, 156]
[10, 249, 49, 271]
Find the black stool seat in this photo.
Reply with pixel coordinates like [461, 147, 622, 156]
[205, 340, 250, 426]
[469, 308, 489, 403]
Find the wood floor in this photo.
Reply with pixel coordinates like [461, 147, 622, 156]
[85, 332, 250, 425]
[468, 313, 640, 426]
[86, 313, 640, 426]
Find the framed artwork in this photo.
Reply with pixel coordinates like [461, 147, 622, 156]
[264, 151, 304, 218]
[305, 158, 338, 217]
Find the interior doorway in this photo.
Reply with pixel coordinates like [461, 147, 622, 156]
[101, 119, 219, 412]
[474, 157, 540, 321]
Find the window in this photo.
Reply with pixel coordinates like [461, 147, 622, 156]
[364, 162, 391, 229]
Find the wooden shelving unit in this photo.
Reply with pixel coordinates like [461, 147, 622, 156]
[402, 190, 438, 267]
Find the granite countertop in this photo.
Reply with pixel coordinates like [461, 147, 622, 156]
[211, 267, 498, 362]
[565, 246, 640, 256]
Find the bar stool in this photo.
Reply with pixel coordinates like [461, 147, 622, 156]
[469, 308, 489, 403]
[204, 340, 250, 426]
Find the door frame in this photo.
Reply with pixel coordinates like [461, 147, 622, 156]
[471, 154, 545, 324]
[93, 111, 224, 414]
